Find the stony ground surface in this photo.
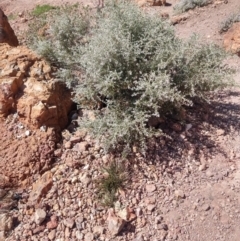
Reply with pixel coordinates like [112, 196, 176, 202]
[1, 0, 240, 241]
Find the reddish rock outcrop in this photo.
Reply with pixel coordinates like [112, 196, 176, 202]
[0, 43, 72, 187]
[0, 8, 18, 46]
[0, 43, 72, 129]
[223, 22, 240, 56]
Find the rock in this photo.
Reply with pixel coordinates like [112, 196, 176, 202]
[0, 213, 13, 232]
[18, 78, 72, 129]
[147, 204, 156, 212]
[40, 125, 47, 132]
[93, 226, 105, 235]
[48, 229, 56, 240]
[54, 149, 62, 157]
[132, 197, 137, 204]
[0, 8, 18, 46]
[129, 213, 137, 222]
[216, 129, 225, 136]
[223, 22, 240, 55]
[199, 164, 207, 171]
[185, 123, 192, 132]
[32, 225, 45, 234]
[75, 216, 84, 230]
[117, 207, 130, 221]
[63, 218, 75, 228]
[79, 173, 91, 186]
[76, 230, 84, 240]
[28, 171, 53, 205]
[174, 190, 185, 199]
[69, 136, 82, 144]
[71, 176, 78, 183]
[202, 204, 211, 211]
[25, 130, 31, 136]
[102, 154, 110, 163]
[47, 215, 58, 229]
[74, 141, 89, 152]
[206, 170, 213, 177]
[146, 184, 156, 193]
[0, 43, 72, 128]
[85, 232, 94, 241]
[65, 227, 70, 238]
[145, 196, 156, 204]
[64, 141, 72, 149]
[107, 208, 125, 236]
[75, 129, 87, 139]
[35, 208, 47, 225]
[136, 208, 142, 216]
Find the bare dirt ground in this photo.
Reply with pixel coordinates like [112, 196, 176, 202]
[1, 0, 240, 240]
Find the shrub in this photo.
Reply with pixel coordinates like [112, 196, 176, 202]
[96, 161, 128, 207]
[219, 13, 240, 33]
[27, 4, 90, 67]
[32, 4, 56, 17]
[174, 0, 212, 14]
[28, 0, 234, 154]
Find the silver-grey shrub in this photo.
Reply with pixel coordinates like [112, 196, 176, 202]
[27, 4, 90, 68]
[219, 12, 240, 33]
[174, 0, 212, 14]
[29, 1, 233, 154]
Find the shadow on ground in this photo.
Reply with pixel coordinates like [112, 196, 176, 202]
[143, 90, 240, 170]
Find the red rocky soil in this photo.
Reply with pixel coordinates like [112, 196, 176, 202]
[0, 118, 59, 188]
[1, 0, 240, 241]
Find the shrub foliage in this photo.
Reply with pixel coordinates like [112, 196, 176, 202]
[28, 1, 233, 154]
[96, 161, 128, 207]
[219, 12, 240, 33]
[174, 0, 211, 14]
[32, 4, 56, 17]
[27, 4, 90, 67]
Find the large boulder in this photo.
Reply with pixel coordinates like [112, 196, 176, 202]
[0, 8, 18, 46]
[223, 22, 240, 56]
[0, 43, 72, 129]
